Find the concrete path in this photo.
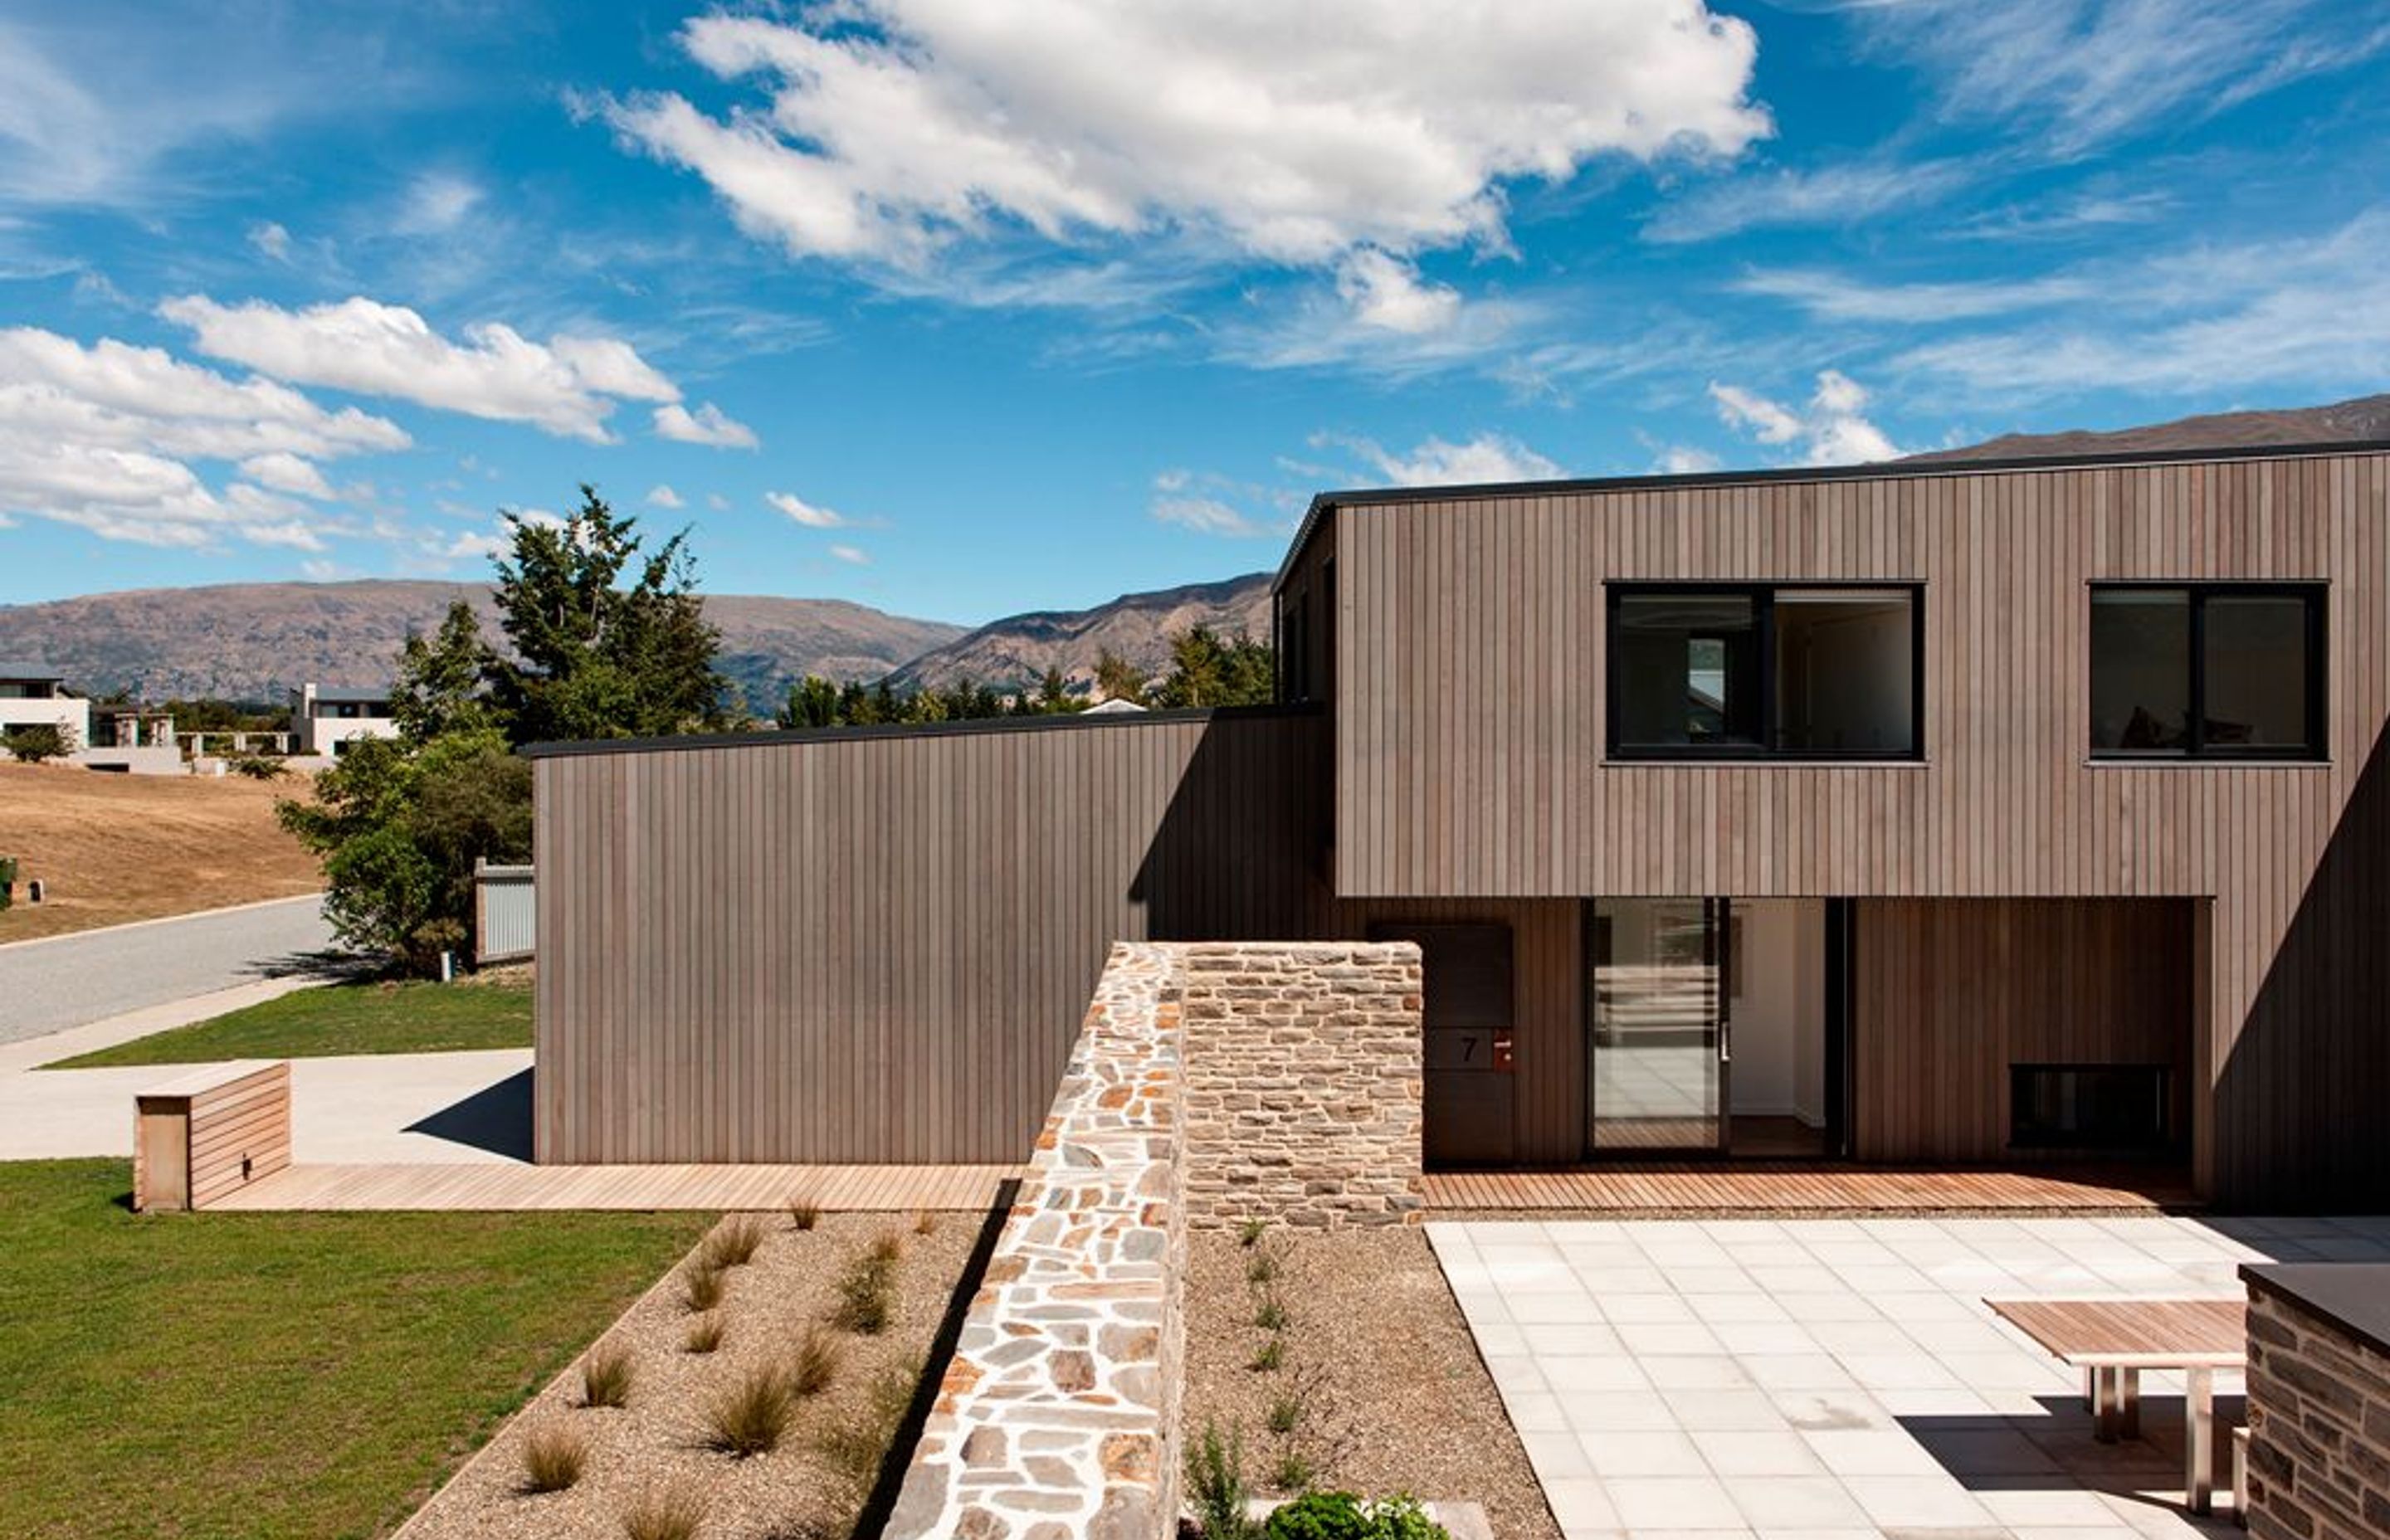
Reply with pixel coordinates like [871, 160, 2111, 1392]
[1431, 1214, 2390, 1539]
[0, 1047, 532, 1165]
[0, 895, 342, 1045]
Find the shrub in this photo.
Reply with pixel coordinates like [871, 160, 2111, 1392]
[621, 1483, 707, 1540]
[1365, 1496, 1451, 1540]
[230, 754, 287, 781]
[1, 724, 74, 764]
[700, 1214, 764, 1270]
[831, 1249, 896, 1335]
[684, 1262, 724, 1313]
[581, 1344, 634, 1409]
[792, 1325, 841, 1397]
[701, 1364, 794, 1458]
[683, 1315, 724, 1354]
[1186, 1421, 1256, 1540]
[518, 1423, 588, 1494]
[1264, 1493, 1366, 1539]
[788, 1195, 822, 1231]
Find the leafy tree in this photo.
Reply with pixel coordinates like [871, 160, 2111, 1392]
[779, 675, 843, 729]
[1032, 666, 1082, 714]
[392, 601, 496, 744]
[278, 729, 531, 973]
[1150, 626, 1275, 708]
[0, 723, 75, 763]
[487, 485, 729, 744]
[1094, 648, 1147, 705]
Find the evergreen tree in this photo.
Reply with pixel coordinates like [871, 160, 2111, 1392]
[1093, 649, 1147, 705]
[392, 602, 497, 744]
[1150, 626, 1275, 708]
[780, 675, 842, 729]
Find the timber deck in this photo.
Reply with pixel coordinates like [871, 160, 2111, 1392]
[203, 1162, 1019, 1212]
[1423, 1163, 2198, 1216]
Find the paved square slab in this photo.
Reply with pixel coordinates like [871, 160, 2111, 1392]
[1429, 1214, 2390, 1539]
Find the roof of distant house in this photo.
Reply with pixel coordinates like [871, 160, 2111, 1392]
[0, 661, 66, 682]
[307, 685, 394, 704]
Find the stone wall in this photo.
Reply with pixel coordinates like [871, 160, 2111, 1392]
[2245, 1274, 2390, 1538]
[885, 940, 1424, 1539]
[1178, 941, 1424, 1230]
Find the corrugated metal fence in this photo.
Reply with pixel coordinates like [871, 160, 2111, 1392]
[473, 860, 535, 964]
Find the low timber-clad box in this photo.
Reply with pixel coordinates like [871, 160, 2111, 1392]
[134, 1060, 291, 1212]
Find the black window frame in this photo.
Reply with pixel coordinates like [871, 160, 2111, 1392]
[2088, 582, 2327, 763]
[1605, 581, 1927, 762]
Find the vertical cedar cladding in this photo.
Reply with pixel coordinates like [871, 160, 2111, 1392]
[1331, 450, 2390, 1205]
[533, 711, 1326, 1165]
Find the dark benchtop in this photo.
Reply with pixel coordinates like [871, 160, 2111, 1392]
[2241, 1263, 2390, 1361]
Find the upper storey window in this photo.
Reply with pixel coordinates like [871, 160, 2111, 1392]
[1608, 584, 1921, 760]
[2090, 585, 2324, 760]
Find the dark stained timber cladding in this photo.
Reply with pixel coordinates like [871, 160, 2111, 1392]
[533, 712, 1328, 1164]
[1333, 451, 2390, 1206]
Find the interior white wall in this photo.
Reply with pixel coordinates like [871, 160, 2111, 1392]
[1729, 898, 1827, 1123]
[1781, 602, 1912, 753]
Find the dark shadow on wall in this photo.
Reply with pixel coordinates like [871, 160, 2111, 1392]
[1132, 706, 1333, 944]
[2217, 718, 2390, 1211]
[404, 1067, 534, 1162]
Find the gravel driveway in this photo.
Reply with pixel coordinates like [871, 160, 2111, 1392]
[0, 895, 340, 1045]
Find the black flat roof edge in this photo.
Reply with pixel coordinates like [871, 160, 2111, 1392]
[520, 701, 1319, 759]
[1273, 438, 2390, 592]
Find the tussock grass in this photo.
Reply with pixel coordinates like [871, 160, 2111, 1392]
[682, 1314, 724, 1354]
[787, 1195, 822, 1231]
[831, 1248, 898, 1336]
[700, 1214, 764, 1270]
[621, 1482, 706, 1540]
[518, 1424, 588, 1494]
[866, 1227, 905, 1266]
[580, 1344, 634, 1410]
[792, 1325, 841, 1397]
[683, 1263, 724, 1313]
[701, 1363, 796, 1459]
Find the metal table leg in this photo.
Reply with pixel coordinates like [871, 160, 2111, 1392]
[2119, 1366, 2141, 1440]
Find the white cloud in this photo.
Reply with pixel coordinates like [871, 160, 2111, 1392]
[442, 529, 510, 561]
[0, 326, 406, 548]
[1710, 371, 1898, 465]
[602, 2, 1768, 274]
[1335, 250, 1462, 335]
[705, 492, 729, 511]
[1735, 269, 2092, 324]
[237, 451, 336, 500]
[827, 543, 868, 565]
[159, 294, 685, 442]
[1656, 445, 1723, 475]
[396, 171, 483, 234]
[1645, 158, 1973, 244]
[1851, 0, 2390, 155]
[248, 221, 292, 261]
[654, 401, 759, 449]
[645, 483, 685, 509]
[1334, 431, 1565, 487]
[766, 490, 850, 529]
[1152, 493, 1273, 539]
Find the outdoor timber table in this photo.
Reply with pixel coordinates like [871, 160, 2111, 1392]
[1985, 1295, 2246, 1514]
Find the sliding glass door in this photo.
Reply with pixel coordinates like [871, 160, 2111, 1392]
[1590, 899, 1729, 1153]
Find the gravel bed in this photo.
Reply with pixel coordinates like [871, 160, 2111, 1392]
[402, 1209, 978, 1540]
[1183, 1226, 1559, 1540]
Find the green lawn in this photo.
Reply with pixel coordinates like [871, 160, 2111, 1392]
[45, 977, 533, 1070]
[0, 1159, 708, 1540]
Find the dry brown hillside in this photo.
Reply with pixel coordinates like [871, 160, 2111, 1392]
[0, 764, 320, 942]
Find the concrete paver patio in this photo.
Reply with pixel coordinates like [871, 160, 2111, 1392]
[1430, 1213, 2390, 1539]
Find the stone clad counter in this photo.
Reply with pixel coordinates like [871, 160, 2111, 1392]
[2241, 1262, 2390, 1539]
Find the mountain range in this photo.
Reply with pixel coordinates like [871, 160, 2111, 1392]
[2, 393, 2382, 705]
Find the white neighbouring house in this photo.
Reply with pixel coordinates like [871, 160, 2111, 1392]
[292, 682, 400, 758]
[0, 663, 90, 753]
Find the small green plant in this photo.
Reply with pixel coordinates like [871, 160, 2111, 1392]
[788, 1194, 822, 1231]
[682, 1315, 723, 1354]
[1271, 1450, 1318, 1495]
[1239, 1216, 1268, 1248]
[700, 1214, 764, 1270]
[1186, 1421, 1256, 1540]
[701, 1363, 795, 1458]
[792, 1324, 841, 1396]
[517, 1423, 588, 1494]
[832, 1247, 897, 1335]
[1365, 1495, 1451, 1540]
[1266, 1392, 1302, 1435]
[1253, 1295, 1289, 1332]
[684, 1262, 724, 1313]
[1247, 1250, 1280, 1285]
[816, 1358, 919, 1502]
[1256, 1493, 1449, 1540]
[580, 1344, 634, 1409]
[231, 754, 288, 781]
[620, 1482, 706, 1540]
[1249, 1334, 1285, 1372]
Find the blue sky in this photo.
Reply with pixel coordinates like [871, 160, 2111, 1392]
[0, 1, 2384, 624]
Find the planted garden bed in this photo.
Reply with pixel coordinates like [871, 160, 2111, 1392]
[1183, 1225, 1559, 1540]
